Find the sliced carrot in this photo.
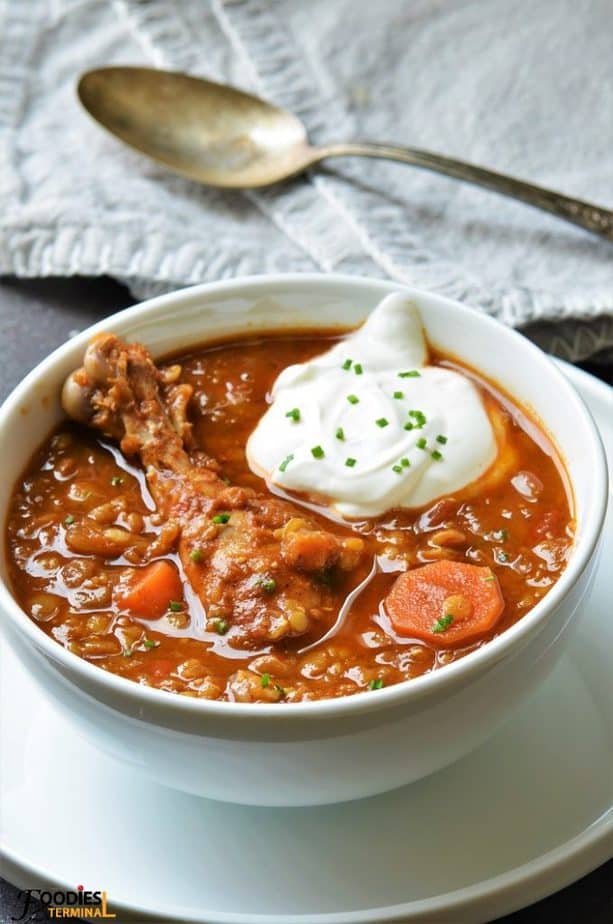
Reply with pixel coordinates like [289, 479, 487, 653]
[385, 560, 504, 648]
[115, 560, 183, 620]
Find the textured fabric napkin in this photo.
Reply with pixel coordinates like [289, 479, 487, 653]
[1, 0, 613, 361]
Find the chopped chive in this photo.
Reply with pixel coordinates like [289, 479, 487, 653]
[347, 394, 360, 405]
[64, 514, 75, 526]
[431, 449, 443, 461]
[311, 445, 325, 459]
[143, 638, 159, 649]
[189, 548, 203, 563]
[261, 672, 271, 688]
[111, 476, 123, 486]
[342, 358, 353, 370]
[432, 614, 454, 634]
[392, 464, 403, 474]
[375, 418, 389, 428]
[122, 647, 133, 657]
[214, 618, 229, 635]
[169, 600, 183, 612]
[398, 370, 421, 378]
[436, 434, 448, 445]
[285, 407, 301, 422]
[393, 391, 404, 399]
[368, 678, 384, 690]
[483, 575, 496, 582]
[416, 437, 427, 450]
[335, 427, 345, 441]
[401, 457, 411, 467]
[345, 457, 357, 467]
[354, 363, 363, 375]
[404, 422, 414, 431]
[212, 512, 231, 524]
[256, 576, 277, 593]
[409, 410, 427, 427]
[279, 453, 294, 472]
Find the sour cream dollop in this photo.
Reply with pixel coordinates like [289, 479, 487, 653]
[247, 293, 497, 519]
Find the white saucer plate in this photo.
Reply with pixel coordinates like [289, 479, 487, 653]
[1, 361, 611, 924]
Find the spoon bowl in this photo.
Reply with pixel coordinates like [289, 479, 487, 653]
[78, 67, 317, 187]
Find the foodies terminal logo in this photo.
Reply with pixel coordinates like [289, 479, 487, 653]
[11, 884, 116, 920]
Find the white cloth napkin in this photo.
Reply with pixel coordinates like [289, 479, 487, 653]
[1, 0, 612, 361]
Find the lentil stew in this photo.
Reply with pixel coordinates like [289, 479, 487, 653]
[5, 330, 574, 703]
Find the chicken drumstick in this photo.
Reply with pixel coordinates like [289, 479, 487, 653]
[62, 334, 364, 648]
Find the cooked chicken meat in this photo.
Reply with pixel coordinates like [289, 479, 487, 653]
[62, 334, 365, 648]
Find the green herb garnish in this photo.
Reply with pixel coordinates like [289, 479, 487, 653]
[416, 437, 427, 449]
[398, 370, 421, 378]
[311, 445, 325, 459]
[279, 453, 294, 472]
[214, 618, 229, 635]
[392, 464, 403, 474]
[169, 600, 183, 612]
[436, 434, 448, 445]
[409, 410, 427, 427]
[212, 513, 231, 524]
[368, 678, 384, 690]
[64, 515, 75, 526]
[335, 427, 345, 441]
[285, 408, 301, 422]
[256, 576, 277, 593]
[354, 363, 363, 375]
[375, 418, 389, 428]
[432, 614, 454, 634]
[431, 449, 443, 461]
[122, 647, 133, 657]
[143, 639, 159, 649]
[342, 358, 353, 371]
[404, 422, 414, 431]
[347, 394, 360, 405]
[189, 548, 203, 562]
[261, 673, 271, 688]
[393, 391, 404, 399]
[345, 457, 357, 467]
[401, 457, 410, 467]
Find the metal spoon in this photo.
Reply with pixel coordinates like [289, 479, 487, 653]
[78, 66, 613, 241]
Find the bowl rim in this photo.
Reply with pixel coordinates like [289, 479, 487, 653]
[0, 272, 608, 722]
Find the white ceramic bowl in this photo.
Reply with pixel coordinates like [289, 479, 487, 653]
[0, 275, 607, 807]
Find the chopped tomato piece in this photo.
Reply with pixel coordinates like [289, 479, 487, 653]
[385, 560, 504, 648]
[115, 560, 183, 620]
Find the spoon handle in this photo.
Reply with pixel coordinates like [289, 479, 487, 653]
[319, 142, 613, 241]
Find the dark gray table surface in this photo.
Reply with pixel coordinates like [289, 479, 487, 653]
[0, 276, 611, 924]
